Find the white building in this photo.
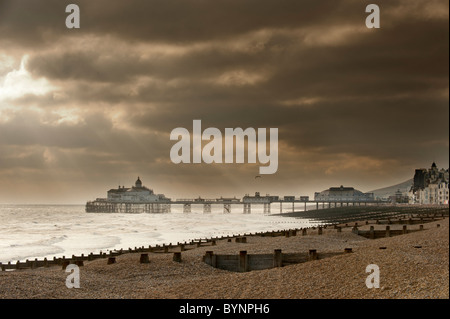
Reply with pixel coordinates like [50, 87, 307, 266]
[438, 182, 449, 204]
[415, 181, 449, 205]
[107, 177, 170, 203]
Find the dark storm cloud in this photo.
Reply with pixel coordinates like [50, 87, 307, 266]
[0, 0, 349, 47]
[0, 0, 448, 203]
[1, 0, 447, 49]
[0, 108, 169, 162]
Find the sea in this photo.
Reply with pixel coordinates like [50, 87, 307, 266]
[0, 203, 320, 263]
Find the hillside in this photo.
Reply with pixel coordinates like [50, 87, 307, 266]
[369, 179, 413, 199]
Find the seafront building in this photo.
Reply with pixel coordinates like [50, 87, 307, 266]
[413, 181, 449, 205]
[389, 189, 410, 204]
[412, 162, 448, 192]
[107, 177, 169, 203]
[86, 177, 171, 213]
[314, 186, 374, 202]
[410, 163, 449, 205]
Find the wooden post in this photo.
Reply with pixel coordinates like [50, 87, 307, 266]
[318, 227, 322, 235]
[62, 261, 70, 270]
[239, 251, 248, 272]
[308, 249, 318, 261]
[204, 251, 214, 266]
[419, 225, 424, 231]
[173, 252, 182, 263]
[402, 225, 407, 234]
[140, 254, 149, 264]
[385, 226, 390, 237]
[369, 226, 375, 239]
[302, 228, 307, 236]
[336, 226, 341, 233]
[273, 249, 282, 267]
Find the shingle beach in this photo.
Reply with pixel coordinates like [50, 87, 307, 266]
[0, 216, 448, 299]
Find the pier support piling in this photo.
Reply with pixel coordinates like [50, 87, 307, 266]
[263, 203, 271, 214]
[223, 204, 231, 214]
[183, 203, 191, 214]
[203, 203, 211, 214]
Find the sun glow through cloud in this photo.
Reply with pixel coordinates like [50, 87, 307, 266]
[0, 55, 57, 102]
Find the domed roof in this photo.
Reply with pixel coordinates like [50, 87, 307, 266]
[135, 176, 142, 187]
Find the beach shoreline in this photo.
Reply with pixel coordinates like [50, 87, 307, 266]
[0, 211, 448, 299]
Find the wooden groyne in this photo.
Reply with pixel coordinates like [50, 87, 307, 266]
[279, 205, 449, 225]
[203, 249, 346, 272]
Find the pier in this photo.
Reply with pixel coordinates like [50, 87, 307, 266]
[86, 177, 387, 214]
[86, 196, 386, 214]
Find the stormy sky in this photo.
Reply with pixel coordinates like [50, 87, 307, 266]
[0, 0, 448, 204]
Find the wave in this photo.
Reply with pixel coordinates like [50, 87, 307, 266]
[0, 205, 316, 262]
